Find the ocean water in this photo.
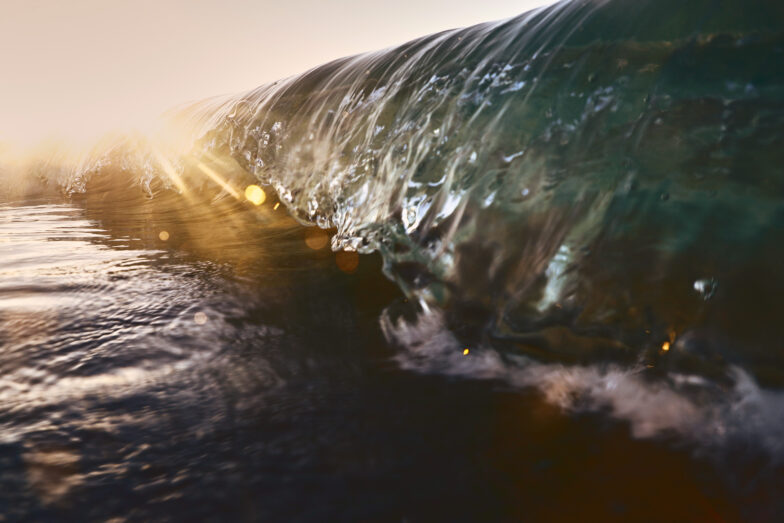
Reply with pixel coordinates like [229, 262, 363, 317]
[2, 0, 784, 520]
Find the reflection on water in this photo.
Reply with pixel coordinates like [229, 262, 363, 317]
[0, 200, 782, 520]
[1, 0, 783, 517]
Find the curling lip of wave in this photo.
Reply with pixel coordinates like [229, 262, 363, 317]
[5, 0, 784, 449]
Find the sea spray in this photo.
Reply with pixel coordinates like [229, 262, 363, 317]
[6, 0, 784, 450]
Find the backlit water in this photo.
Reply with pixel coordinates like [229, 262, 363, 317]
[0, 200, 781, 521]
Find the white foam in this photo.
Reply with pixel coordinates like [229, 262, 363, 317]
[382, 308, 784, 458]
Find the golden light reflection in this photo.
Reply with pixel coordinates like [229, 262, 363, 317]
[158, 231, 170, 241]
[661, 341, 670, 352]
[463, 348, 470, 355]
[304, 228, 329, 250]
[196, 162, 241, 199]
[152, 148, 188, 194]
[244, 185, 266, 205]
[336, 251, 359, 273]
[273, 202, 280, 210]
[23, 447, 82, 506]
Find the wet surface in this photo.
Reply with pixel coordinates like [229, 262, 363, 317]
[0, 201, 782, 522]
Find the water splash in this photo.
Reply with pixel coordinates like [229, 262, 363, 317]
[5, 0, 784, 452]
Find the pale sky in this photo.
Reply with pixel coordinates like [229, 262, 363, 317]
[0, 0, 554, 147]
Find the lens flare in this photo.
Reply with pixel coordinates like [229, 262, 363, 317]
[304, 228, 329, 250]
[244, 185, 266, 205]
[336, 251, 359, 273]
[196, 162, 241, 199]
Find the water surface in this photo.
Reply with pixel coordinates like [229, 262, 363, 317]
[0, 201, 781, 521]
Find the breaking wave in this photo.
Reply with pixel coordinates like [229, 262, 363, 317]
[4, 0, 784, 452]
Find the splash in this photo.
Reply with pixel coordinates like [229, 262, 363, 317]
[5, 0, 784, 451]
[383, 307, 784, 458]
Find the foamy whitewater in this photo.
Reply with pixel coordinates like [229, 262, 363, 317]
[1, 0, 783, 519]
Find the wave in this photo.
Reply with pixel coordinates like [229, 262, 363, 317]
[4, 0, 784, 449]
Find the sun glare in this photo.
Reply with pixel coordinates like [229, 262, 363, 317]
[244, 185, 266, 205]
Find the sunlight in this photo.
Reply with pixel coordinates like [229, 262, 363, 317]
[196, 162, 241, 199]
[244, 185, 266, 206]
[152, 149, 188, 195]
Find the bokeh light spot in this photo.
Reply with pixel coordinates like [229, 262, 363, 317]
[336, 251, 359, 273]
[194, 312, 208, 325]
[244, 185, 266, 205]
[304, 228, 329, 250]
[158, 230, 169, 241]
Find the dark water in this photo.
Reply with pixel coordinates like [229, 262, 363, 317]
[0, 199, 781, 521]
[2, 0, 784, 519]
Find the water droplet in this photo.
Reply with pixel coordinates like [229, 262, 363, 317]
[404, 207, 418, 228]
[693, 278, 717, 300]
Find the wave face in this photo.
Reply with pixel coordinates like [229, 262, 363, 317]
[9, 0, 784, 447]
[190, 0, 784, 386]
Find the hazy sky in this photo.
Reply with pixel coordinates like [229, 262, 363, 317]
[0, 0, 553, 146]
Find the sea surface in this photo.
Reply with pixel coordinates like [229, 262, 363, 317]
[2, 0, 784, 520]
[0, 200, 780, 521]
